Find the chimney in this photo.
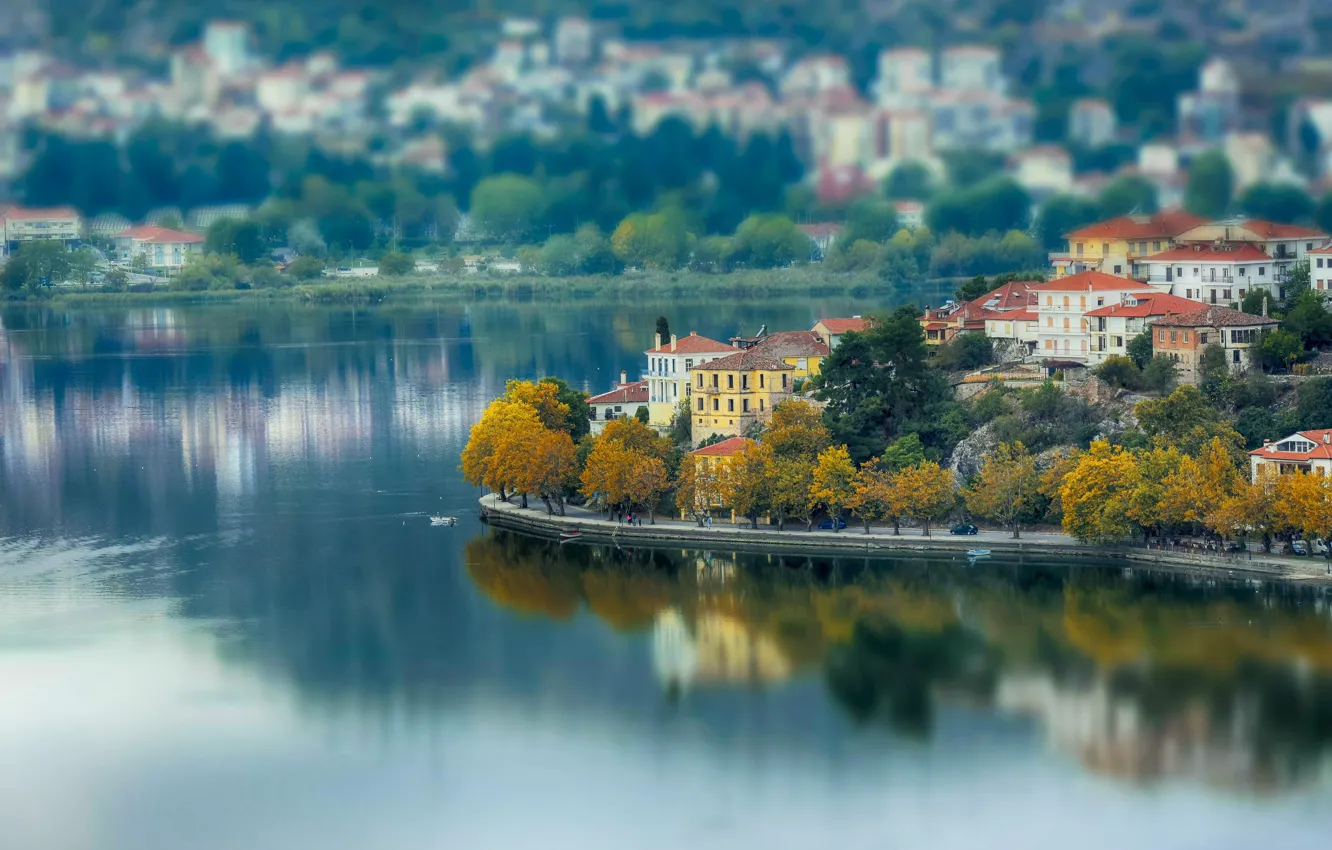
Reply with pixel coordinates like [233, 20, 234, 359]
[1324, 432, 1329, 444]
[670, 333, 677, 352]
[620, 370, 627, 386]
[655, 332, 663, 350]
[1262, 295, 1268, 318]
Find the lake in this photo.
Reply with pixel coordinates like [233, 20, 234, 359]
[2, 299, 1331, 850]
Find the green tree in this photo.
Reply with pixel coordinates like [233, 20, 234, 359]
[927, 177, 1032, 237]
[377, 252, 415, 276]
[965, 441, 1040, 538]
[1135, 385, 1243, 457]
[0, 241, 72, 295]
[67, 246, 100, 288]
[1198, 343, 1229, 390]
[1097, 174, 1159, 217]
[1140, 355, 1178, 394]
[1296, 378, 1332, 429]
[1255, 328, 1304, 372]
[841, 198, 900, 244]
[1283, 289, 1332, 349]
[573, 224, 617, 275]
[1317, 192, 1332, 236]
[101, 266, 128, 292]
[955, 275, 991, 303]
[1184, 150, 1234, 219]
[883, 160, 936, 201]
[470, 174, 546, 241]
[1125, 330, 1155, 368]
[205, 217, 265, 264]
[537, 235, 580, 276]
[286, 256, 326, 280]
[1238, 182, 1315, 224]
[1035, 194, 1103, 252]
[934, 334, 993, 372]
[611, 208, 694, 270]
[1241, 289, 1275, 316]
[730, 214, 811, 268]
[1094, 355, 1141, 389]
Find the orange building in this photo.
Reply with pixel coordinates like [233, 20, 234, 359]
[1149, 305, 1278, 384]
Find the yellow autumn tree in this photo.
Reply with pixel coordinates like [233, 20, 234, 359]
[461, 399, 543, 499]
[770, 455, 816, 530]
[1038, 448, 1081, 523]
[1157, 437, 1241, 530]
[890, 460, 957, 536]
[1129, 445, 1186, 532]
[965, 441, 1040, 538]
[720, 441, 774, 528]
[765, 399, 831, 459]
[1277, 470, 1332, 556]
[675, 457, 723, 525]
[502, 379, 570, 433]
[600, 416, 672, 462]
[809, 445, 857, 532]
[848, 460, 895, 534]
[625, 456, 670, 523]
[580, 439, 637, 511]
[530, 429, 579, 515]
[1059, 440, 1141, 544]
[1209, 466, 1281, 545]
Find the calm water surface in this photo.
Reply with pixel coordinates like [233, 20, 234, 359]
[2, 299, 1331, 850]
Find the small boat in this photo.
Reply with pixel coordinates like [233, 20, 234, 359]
[559, 529, 583, 543]
[430, 515, 457, 526]
[966, 549, 991, 558]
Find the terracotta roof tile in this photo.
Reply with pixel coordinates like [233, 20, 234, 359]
[1151, 305, 1279, 328]
[1026, 270, 1157, 293]
[751, 330, 830, 358]
[815, 317, 873, 334]
[1065, 210, 1205, 241]
[689, 436, 753, 457]
[645, 331, 734, 355]
[114, 225, 204, 244]
[1141, 243, 1274, 263]
[1232, 219, 1328, 240]
[587, 381, 648, 405]
[691, 349, 791, 371]
[1082, 293, 1202, 318]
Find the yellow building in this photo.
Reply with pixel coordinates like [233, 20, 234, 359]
[1052, 211, 1205, 279]
[681, 436, 752, 517]
[748, 330, 830, 378]
[690, 350, 794, 444]
[643, 331, 735, 430]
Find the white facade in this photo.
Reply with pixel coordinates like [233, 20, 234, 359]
[1138, 246, 1277, 304]
[644, 333, 734, 428]
[203, 21, 250, 78]
[1069, 99, 1116, 148]
[940, 46, 1003, 94]
[875, 48, 932, 106]
[1030, 277, 1157, 362]
[1313, 248, 1332, 296]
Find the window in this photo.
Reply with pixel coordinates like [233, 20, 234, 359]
[1186, 289, 1192, 299]
[1170, 331, 1177, 343]
[1233, 350, 1241, 364]
[1080, 296, 1086, 309]
[1102, 242, 1109, 255]
[1113, 336, 1123, 347]
[1319, 258, 1326, 268]
[1158, 329, 1165, 342]
[712, 398, 719, 411]
[1063, 296, 1069, 308]
[1199, 333, 1208, 345]
[727, 399, 734, 412]
[673, 383, 678, 398]
[697, 398, 704, 411]
[742, 399, 749, 413]
[727, 374, 734, 390]
[1193, 267, 1199, 276]
[1045, 339, 1053, 349]
[685, 358, 694, 369]
[1239, 267, 1246, 276]
[1153, 241, 1162, 251]
[1046, 317, 1053, 328]
[1113, 265, 1122, 275]
[1076, 242, 1084, 257]
[1239, 289, 1245, 298]
[782, 374, 788, 389]
[1183, 332, 1189, 343]
[697, 374, 703, 388]
[712, 374, 718, 389]
[759, 399, 765, 411]
[1308, 243, 1314, 251]
[796, 358, 807, 371]
[1063, 317, 1070, 330]
[741, 375, 748, 390]
[1223, 289, 1231, 300]
[759, 374, 765, 388]
[1259, 266, 1266, 276]
[1046, 296, 1053, 306]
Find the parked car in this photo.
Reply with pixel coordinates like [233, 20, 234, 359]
[818, 517, 847, 530]
[1316, 539, 1329, 556]
[950, 523, 979, 535]
[1292, 540, 1309, 556]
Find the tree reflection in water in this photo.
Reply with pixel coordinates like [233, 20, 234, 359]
[468, 533, 1332, 792]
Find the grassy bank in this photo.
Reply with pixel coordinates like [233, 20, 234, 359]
[44, 269, 961, 308]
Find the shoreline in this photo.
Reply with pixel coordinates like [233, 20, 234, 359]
[478, 495, 1332, 584]
[20, 270, 959, 308]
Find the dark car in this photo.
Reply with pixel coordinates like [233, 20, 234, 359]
[1292, 540, 1309, 556]
[950, 523, 979, 535]
[818, 517, 847, 530]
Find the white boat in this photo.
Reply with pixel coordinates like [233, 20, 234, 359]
[430, 516, 457, 526]
[966, 549, 991, 558]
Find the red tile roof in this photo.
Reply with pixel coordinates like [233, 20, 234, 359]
[1026, 270, 1156, 293]
[986, 308, 1038, 322]
[587, 381, 648, 405]
[114, 225, 205, 244]
[1082, 293, 1205, 318]
[691, 349, 791, 371]
[1, 205, 81, 220]
[645, 331, 734, 355]
[815, 317, 873, 334]
[751, 331, 830, 358]
[967, 280, 1038, 312]
[689, 436, 753, 457]
[1231, 220, 1327, 240]
[1065, 210, 1205, 241]
[1150, 305, 1279, 328]
[1249, 431, 1332, 459]
[1141, 243, 1274, 263]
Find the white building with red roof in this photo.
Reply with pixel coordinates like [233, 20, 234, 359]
[1311, 243, 1332, 297]
[1173, 219, 1329, 285]
[587, 372, 649, 435]
[114, 225, 205, 269]
[643, 331, 736, 430]
[1249, 430, 1332, 481]
[1082, 291, 1201, 365]
[1, 205, 83, 252]
[1137, 242, 1280, 304]
[1026, 271, 1157, 361]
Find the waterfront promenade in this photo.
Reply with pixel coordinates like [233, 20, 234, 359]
[479, 494, 1332, 584]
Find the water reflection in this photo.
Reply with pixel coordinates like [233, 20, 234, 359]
[466, 533, 1332, 794]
